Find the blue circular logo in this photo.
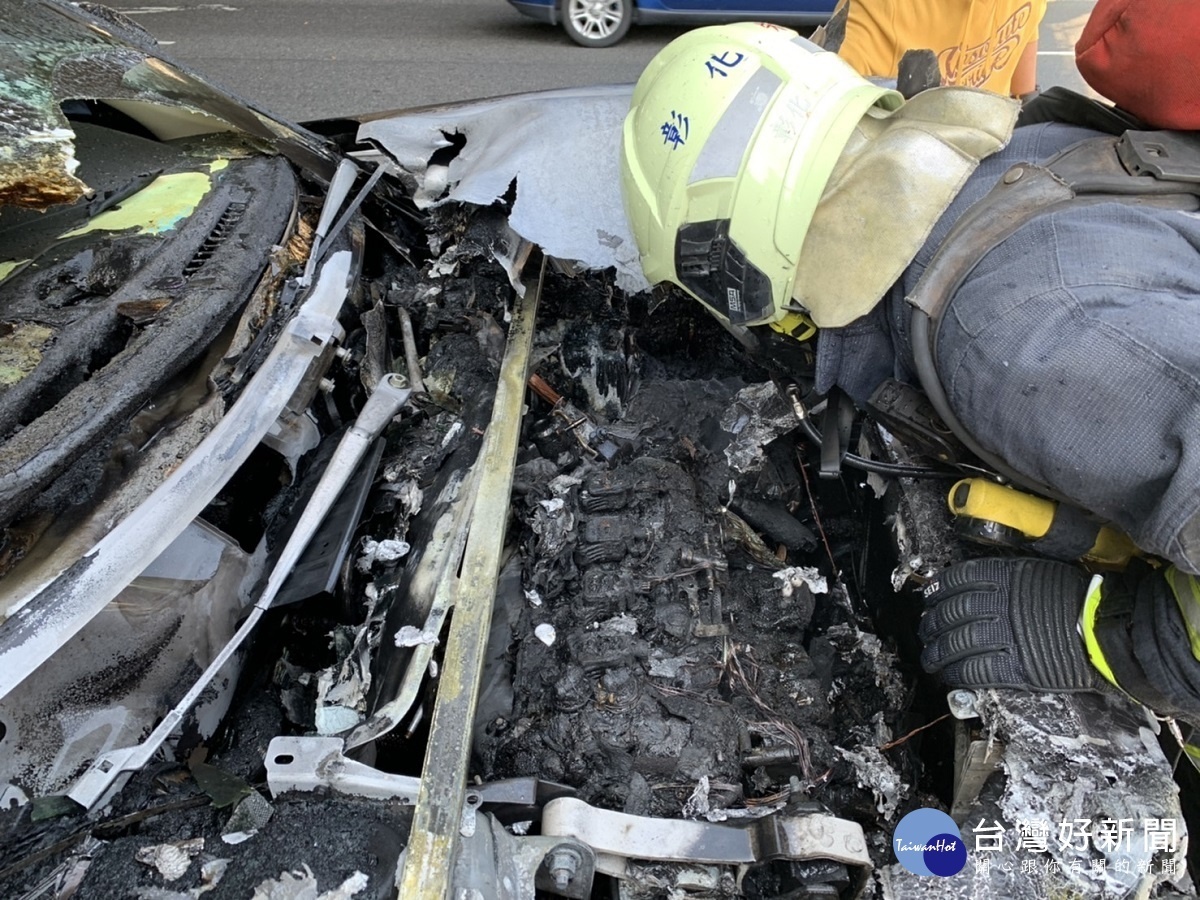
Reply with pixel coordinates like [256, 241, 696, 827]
[893, 808, 967, 877]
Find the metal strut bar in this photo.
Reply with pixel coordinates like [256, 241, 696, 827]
[67, 371, 411, 810]
[542, 797, 873, 897]
[398, 255, 544, 899]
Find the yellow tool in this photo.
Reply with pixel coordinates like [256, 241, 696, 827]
[948, 478, 1139, 568]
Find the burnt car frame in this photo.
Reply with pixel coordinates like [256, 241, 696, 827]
[0, 2, 1194, 899]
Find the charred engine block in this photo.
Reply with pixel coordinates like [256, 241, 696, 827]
[476, 374, 853, 823]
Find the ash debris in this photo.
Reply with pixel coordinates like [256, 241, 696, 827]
[450, 237, 927, 849]
[346, 220, 927, 886]
[2, 208, 928, 897]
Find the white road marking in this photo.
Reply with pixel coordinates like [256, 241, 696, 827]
[123, 4, 239, 14]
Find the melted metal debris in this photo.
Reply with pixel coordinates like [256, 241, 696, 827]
[134, 838, 204, 882]
[251, 866, 369, 900]
[839, 744, 906, 820]
[720, 381, 800, 474]
[358, 86, 650, 294]
[881, 691, 1190, 899]
[356, 538, 411, 571]
[989, 691, 1186, 896]
[773, 566, 829, 598]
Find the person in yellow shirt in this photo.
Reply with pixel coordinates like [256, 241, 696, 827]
[829, 0, 1047, 97]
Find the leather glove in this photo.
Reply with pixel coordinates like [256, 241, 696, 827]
[918, 557, 1099, 692]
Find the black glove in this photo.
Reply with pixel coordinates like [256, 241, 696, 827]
[921, 557, 1200, 721]
[918, 557, 1099, 692]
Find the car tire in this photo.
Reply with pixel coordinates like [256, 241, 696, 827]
[561, 0, 632, 47]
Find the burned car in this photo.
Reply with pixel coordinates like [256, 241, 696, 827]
[0, 2, 1195, 898]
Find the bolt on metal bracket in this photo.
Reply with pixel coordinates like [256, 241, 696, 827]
[266, 736, 421, 802]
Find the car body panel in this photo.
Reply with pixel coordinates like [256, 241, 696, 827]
[0, 0, 362, 807]
[511, 0, 559, 24]
[506, 0, 836, 29]
[356, 84, 647, 293]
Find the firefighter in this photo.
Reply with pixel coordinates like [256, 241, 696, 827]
[619, 20, 1200, 717]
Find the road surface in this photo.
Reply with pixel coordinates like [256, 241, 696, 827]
[105, 0, 1098, 121]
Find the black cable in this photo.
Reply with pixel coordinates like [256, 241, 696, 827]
[794, 414, 957, 478]
[785, 384, 959, 480]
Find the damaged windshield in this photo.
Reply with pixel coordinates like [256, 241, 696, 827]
[0, 0, 336, 211]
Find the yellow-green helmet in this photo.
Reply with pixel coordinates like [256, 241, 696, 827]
[621, 23, 902, 328]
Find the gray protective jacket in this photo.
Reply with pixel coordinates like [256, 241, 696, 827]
[817, 122, 1200, 574]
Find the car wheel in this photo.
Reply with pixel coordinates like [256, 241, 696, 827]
[561, 0, 632, 47]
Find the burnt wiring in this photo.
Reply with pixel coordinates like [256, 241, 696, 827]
[783, 382, 960, 480]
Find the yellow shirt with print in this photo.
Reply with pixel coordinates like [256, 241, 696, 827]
[834, 0, 1048, 96]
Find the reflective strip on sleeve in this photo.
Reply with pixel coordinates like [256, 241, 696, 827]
[1164, 566, 1200, 663]
[1079, 573, 1121, 689]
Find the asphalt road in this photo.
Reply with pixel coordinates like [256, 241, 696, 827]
[105, 0, 1098, 122]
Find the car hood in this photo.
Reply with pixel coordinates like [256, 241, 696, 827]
[352, 85, 649, 295]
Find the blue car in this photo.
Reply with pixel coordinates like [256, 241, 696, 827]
[508, 0, 837, 48]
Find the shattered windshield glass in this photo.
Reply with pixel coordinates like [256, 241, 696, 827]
[0, 0, 336, 210]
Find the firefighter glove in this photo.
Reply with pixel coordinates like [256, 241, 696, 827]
[918, 557, 1099, 692]
[921, 557, 1200, 722]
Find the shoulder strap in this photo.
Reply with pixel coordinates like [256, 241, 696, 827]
[907, 130, 1200, 497]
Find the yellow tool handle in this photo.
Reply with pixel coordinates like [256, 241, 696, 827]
[950, 478, 1054, 538]
[948, 478, 1138, 567]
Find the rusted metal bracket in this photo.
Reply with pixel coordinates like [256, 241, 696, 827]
[397, 254, 543, 898]
[950, 720, 1005, 824]
[443, 815, 596, 899]
[946, 689, 1005, 824]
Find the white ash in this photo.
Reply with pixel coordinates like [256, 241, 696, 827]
[356, 538, 410, 571]
[394, 626, 439, 647]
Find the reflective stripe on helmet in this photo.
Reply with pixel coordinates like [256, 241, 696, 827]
[690, 67, 782, 185]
